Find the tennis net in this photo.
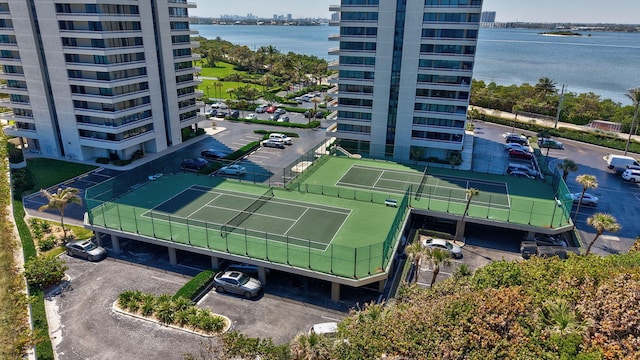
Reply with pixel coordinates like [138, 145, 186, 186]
[414, 165, 429, 200]
[221, 188, 274, 237]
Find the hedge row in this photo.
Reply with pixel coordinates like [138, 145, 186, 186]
[173, 270, 216, 301]
[226, 117, 321, 129]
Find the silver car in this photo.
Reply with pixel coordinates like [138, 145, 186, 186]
[213, 271, 262, 299]
[66, 239, 107, 261]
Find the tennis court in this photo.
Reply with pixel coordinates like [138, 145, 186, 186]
[337, 164, 510, 208]
[141, 185, 350, 251]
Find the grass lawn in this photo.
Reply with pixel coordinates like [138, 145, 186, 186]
[197, 61, 241, 78]
[26, 158, 96, 194]
[198, 79, 263, 100]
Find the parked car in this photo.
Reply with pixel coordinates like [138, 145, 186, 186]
[504, 143, 530, 152]
[532, 234, 568, 247]
[266, 105, 277, 113]
[181, 157, 208, 171]
[604, 154, 640, 174]
[211, 102, 227, 109]
[213, 271, 262, 299]
[277, 116, 290, 123]
[507, 163, 538, 177]
[622, 168, 640, 182]
[255, 105, 267, 113]
[309, 322, 338, 335]
[570, 192, 598, 206]
[262, 139, 285, 149]
[245, 113, 257, 120]
[538, 138, 564, 149]
[66, 239, 107, 261]
[274, 108, 286, 115]
[421, 238, 463, 259]
[269, 114, 280, 121]
[215, 111, 227, 118]
[218, 164, 246, 176]
[508, 149, 533, 160]
[315, 111, 325, 119]
[200, 149, 228, 159]
[205, 109, 217, 117]
[505, 134, 529, 145]
[230, 110, 240, 118]
[508, 170, 535, 179]
[520, 241, 538, 260]
[269, 133, 293, 145]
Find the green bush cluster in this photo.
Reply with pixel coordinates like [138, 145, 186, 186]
[173, 270, 216, 301]
[6, 142, 24, 163]
[23, 255, 68, 290]
[117, 291, 226, 335]
[221, 331, 290, 360]
[10, 168, 34, 199]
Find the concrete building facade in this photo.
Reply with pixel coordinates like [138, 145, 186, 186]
[1, 0, 201, 162]
[328, 0, 482, 163]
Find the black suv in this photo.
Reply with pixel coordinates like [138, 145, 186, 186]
[181, 157, 208, 171]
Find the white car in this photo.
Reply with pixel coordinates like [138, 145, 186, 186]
[508, 170, 535, 179]
[504, 143, 530, 152]
[622, 169, 640, 183]
[211, 102, 228, 109]
[570, 192, 598, 206]
[245, 113, 257, 120]
[218, 164, 246, 176]
[421, 238, 463, 259]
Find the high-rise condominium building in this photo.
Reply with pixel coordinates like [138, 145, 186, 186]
[329, 0, 482, 162]
[0, 0, 201, 162]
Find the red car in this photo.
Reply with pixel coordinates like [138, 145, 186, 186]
[266, 105, 277, 113]
[508, 149, 533, 160]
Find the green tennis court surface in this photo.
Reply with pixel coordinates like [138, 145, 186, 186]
[141, 186, 350, 250]
[86, 173, 405, 279]
[337, 164, 510, 208]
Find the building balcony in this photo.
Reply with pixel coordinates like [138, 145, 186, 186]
[173, 53, 200, 62]
[58, 29, 142, 38]
[0, 57, 21, 66]
[415, 96, 469, 106]
[0, 72, 25, 81]
[0, 98, 30, 109]
[329, 4, 340, 11]
[0, 84, 28, 95]
[328, 34, 339, 41]
[328, 47, 339, 56]
[0, 111, 34, 124]
[73, 103, 152, 118]
[79, 131, 156, 151]
[76, 117, 153, 134]
[3, 124, 37, 138]
[68, 75, 149, 88]
[70, 89, 151, 104]
[66, 60, 147, 73]
[331, 130, 371, 142]
[61, 45, 145, 57]
[175, 78, 202, 89]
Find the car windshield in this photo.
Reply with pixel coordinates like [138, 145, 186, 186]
[238, 274, 250, 285]
[83, 242, 97, 251]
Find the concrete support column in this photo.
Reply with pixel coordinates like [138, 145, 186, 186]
[168, 247, 177, 265]
[378, 280, 385, 293]
[210, 256, 219, 270]
[94, 231, 103, 246]
[110, 234, 121, 253]
[258, 267, 267, 285]
[331, 282, 340, 302]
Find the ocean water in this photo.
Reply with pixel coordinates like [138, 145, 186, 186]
[193, 24, 640, 105]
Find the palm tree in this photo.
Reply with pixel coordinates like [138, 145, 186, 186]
[425, 248, 452, 287]
[624, 87, 640, 156]
[585, 213, 621, 255]
[454, 188, 479, 244]
[38, 187, 82, 242]
[574, 174, 598, 222]
[539, 298, 591, 336]
[310, 97, 323, 124]
[511, 104, 524, 131]
[535, 77, 557, 98]
[289, 332, 330, 360]
[213, 82, 224, 100]
[405, 241, 425, 284]
[557, 159, 578, 181]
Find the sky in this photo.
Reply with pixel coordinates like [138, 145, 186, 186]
[190, 0, 640, 24]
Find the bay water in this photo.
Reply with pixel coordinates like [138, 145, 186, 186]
[193, 24, 640, 105]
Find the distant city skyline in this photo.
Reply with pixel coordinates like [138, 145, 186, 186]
[190, 0, 640, 24]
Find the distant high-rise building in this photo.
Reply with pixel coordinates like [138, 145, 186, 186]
[328, 0, 482, 163]
[287, 14, 292, 21]
[1, 0, 201, 162]
[481, 11, 496, 28]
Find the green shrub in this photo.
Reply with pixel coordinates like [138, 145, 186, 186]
[227, 141, 261, 161]
[112, 159, 133, 166]
[96, 157, 110, 164]
[38, 235, 58, 252]
[24, 255, 68, 290]
[11, 168, 35, 198]
[6, 142, 24, 163]
[173, 270, 216, 301]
